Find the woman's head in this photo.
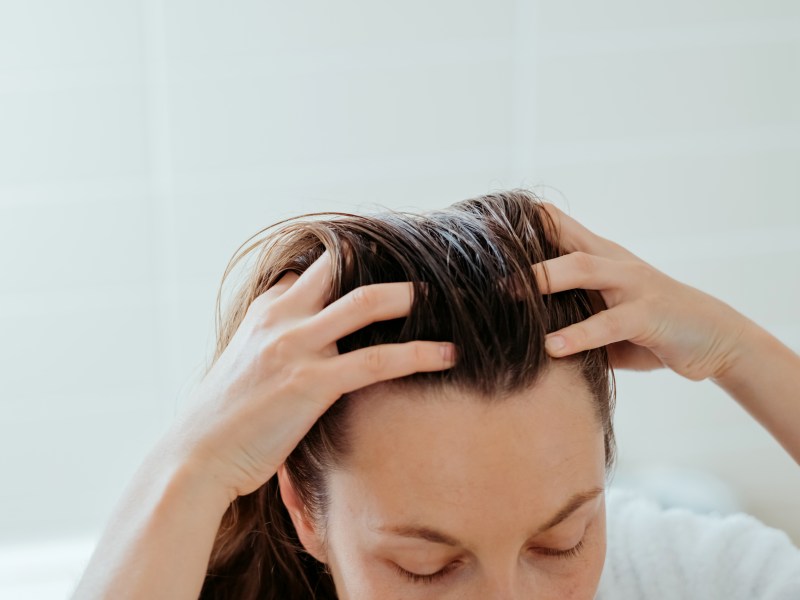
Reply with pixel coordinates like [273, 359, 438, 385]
[200, 190, 616, 599]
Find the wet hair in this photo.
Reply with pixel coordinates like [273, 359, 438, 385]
[199, 189, 616, 599]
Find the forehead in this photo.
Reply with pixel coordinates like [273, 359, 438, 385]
[329, 365, 605, 534]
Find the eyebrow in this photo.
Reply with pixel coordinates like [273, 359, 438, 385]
[377, 486, 604, 547]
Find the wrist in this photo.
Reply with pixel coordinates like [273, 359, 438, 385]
[72, 432, 233, 598]
[710, 317, 771, 389]
[146, 432, 235, 518]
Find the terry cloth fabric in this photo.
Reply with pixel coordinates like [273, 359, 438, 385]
[595, 487, 800, 599]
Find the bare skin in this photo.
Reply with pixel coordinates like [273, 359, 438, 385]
[281, 367, 608, 599]
[72, 204, 800, 599]
[71, 250, 457, 599]
[534, 203, 800, 465]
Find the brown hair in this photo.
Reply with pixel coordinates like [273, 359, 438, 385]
[199, 189, 616, 599]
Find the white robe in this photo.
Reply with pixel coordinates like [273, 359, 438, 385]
[596, 487, 800, 599]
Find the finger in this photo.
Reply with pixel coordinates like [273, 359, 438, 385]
[606, 341, 666, 371]
[540, 203, 636, 261]
[299, 282, 419, 348]
[281, 249, 333, 311]
[322, 340, 457, 395]
[257, 270, 300, 302]
[544, 304, 647, 357]
[531, 252, 632, 295]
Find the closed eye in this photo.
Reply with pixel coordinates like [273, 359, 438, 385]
[393, 561, 461, 584]
[532, 537, 586, 560]
[393, 537, 586, 586]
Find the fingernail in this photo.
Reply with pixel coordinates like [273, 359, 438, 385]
[545, 335, 566, 354]
[441, 343, 456, 362]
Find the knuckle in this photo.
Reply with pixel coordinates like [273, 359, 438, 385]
[629, 259, 653, 282]
[255, 338, 278, 364]
[247, 295, 280, 327]
[571, 323, 589, 346]
[349, 286, 377, 312]
[286, 362, 312, 386]
[411, 341, 428, 365]
[364, 346, 386, 374]
[598, 311, 621, 338]
[262, 329, 300, 363]
[245, 294, 265, 317]
[572, 251, 595, 274]
[278, 362, 317, 397]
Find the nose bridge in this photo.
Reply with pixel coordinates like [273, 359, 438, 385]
[482, 575, 519, 600]
[479, 553, 524, 600]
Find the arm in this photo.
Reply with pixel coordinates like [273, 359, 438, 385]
[70, 440, 231, 599]
[71, 251, 456, 598]
[712, 319, 800, 466]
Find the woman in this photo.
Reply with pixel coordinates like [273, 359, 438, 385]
[72, 190, 800, 599]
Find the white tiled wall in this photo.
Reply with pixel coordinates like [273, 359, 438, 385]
[1, 1, 798, 596]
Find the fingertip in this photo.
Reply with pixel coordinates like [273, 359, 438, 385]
[545, 334, 567, 356]
[440, 342, 457, 364]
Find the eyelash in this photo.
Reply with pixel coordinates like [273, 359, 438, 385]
[394, 538, 587, 584]
[534, 537, 586, 560]
[394, 562, 459, 584]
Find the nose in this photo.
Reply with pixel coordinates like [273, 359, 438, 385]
[478, 570, 519, 600]
[485, 582, 524, 600]
[477, 564, 556, 600]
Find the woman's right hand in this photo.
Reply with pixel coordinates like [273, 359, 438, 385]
[168, 249, 457, 502]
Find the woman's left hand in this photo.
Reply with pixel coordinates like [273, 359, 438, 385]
[533, 203, 754, 382]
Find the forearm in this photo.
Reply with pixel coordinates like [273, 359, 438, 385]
[71, 437, 232, 600]
[712, 318, 800, 466]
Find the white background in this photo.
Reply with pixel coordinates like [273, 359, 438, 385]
[1, 1, 798, 597]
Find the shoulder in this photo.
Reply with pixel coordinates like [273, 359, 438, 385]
[596, 487, 800, 600]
